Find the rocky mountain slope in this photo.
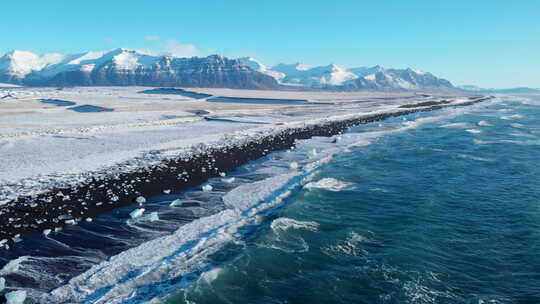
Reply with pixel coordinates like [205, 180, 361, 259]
[1, 49, 279, 89]
[240, 57, 454, 91]
[1, 49, 455, 91]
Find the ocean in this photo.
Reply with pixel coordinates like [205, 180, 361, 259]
[167, 95, 540, 304]
[1, 94, 539, 303]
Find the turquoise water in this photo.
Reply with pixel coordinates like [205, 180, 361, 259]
[167, 95, 540, 304]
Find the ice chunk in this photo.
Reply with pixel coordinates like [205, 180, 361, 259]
[43, 229, 52, 236]
[169, 199, 183, 207]
[135, 196, 146, 204]
[289, 162, 299, 169]
[222, 177, 235, 183]
[202, 184, 213, 192]
[130, 208, 145, 219]
[0, 277, 5, 292]
[163, 189, 171, 194]
[58, 214, 72, 220]
[5, 290, 27, 304]
[127, 212, 159, 225]
[219, 172, 226, 177]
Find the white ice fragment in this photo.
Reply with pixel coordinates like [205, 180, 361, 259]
[127, 212, 159, 225]
[163, 189, 171, 194]
[289, 162, 299, 169]
[43, 229, 52, 236]
[58, 214, 72, 220]
[5, 290, 27, 304]
[202, 184, 213, 192]
[65, 219, 76, 225]
[85, 218, 93, 222]
[130, 208, 145, 219]
[169, 199, 183, 207]
[219, 172, 226, 177]
[222, 177, 235, 184]
[135, 196, 146, 204]
[0, 277, 5, 292]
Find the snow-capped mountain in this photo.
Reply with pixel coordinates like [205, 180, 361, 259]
[0, 49, 455, 91]
[458, 85, 540, 94]
[0, 49, 279, 89]
[0, 50, 64, 83]
[342, 67, 453, 90]
[238, 57, 286, 83]
[242, 59, 454, 91]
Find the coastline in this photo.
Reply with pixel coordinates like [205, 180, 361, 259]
[0, 94, 493, 241]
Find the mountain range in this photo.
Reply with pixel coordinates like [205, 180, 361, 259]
[458, 85, 540, 94]
[0, 48, 455, 91]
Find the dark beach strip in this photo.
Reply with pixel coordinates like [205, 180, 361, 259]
[0, 96, 493, 241]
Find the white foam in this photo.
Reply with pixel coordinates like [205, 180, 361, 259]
[440, 122, 470, 129]
[501, 114, 524, 120]
[324, 231, 367, 257]
[477, 120, 492, 127]
[473, 139, 489, 145]
[44, 171, 306, 303]
[304, 177, 355, 192]
[270, 218, 319, 232]
[0, 256, 29, 276]
[465, 129, 482, 134]
[457, 154, 493, 162]
[169, 199, 183, 207]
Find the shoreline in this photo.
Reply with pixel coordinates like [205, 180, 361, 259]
[0, 95, 493, 241]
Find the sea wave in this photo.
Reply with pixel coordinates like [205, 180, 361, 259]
[304, 177, 355, 192]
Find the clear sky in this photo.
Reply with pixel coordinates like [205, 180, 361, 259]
[1, 0, 538, 88]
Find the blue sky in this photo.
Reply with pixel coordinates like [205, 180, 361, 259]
[1, 0, 538, 88]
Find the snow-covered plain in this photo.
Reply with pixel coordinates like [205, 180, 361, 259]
[0, 86, 474, 204]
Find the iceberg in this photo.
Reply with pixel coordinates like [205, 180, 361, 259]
[129, 208, 145, 219]
[5, 290, 27, 304]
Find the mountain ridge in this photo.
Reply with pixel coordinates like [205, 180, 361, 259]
[1, 48, 455, 91]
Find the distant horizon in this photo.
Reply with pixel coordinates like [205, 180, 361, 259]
[1, 1, 538, 89]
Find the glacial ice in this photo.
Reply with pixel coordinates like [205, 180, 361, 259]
[5, 290, 27, 304]
[129, 208, 145, 219]
[222, 177, 235, 183]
